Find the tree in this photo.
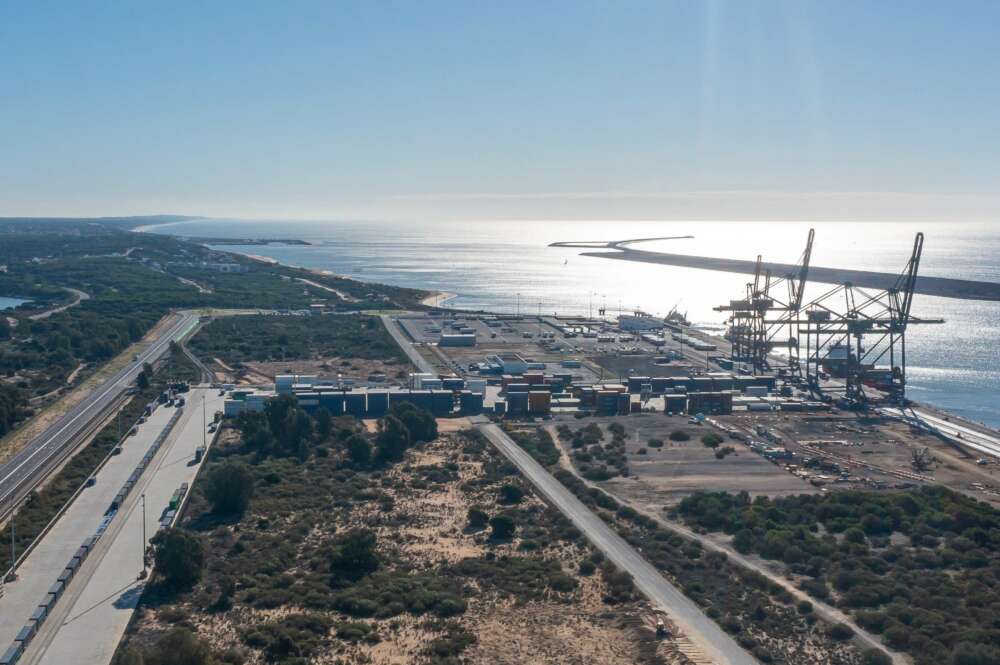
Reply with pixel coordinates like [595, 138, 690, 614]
[499, 483, 524, 505]
[375, 414, 410, 464]
[669, 430, 690, 442]
[467, 507, 489, 529]
[952, 643, 1000, 665]
[345, 433, 372, 466]
[152, 528, 204, 591]
[390, 402, 437, 443]
[489, 514, 516, 540]
[136, 367, 151, 390]
[205, 461, 254, 515]
[315, 407, 333, 440]
[329, 529, 380, 586]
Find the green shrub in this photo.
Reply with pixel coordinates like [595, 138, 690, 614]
[489, 514, 516, 540]
[152, 528, 204, 591]
[701, 432, 723, 448]
[205, 461, 255, 515]
[467, 507, 489, 529]
[669, 430, 690, 442]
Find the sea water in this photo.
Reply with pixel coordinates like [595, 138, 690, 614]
[148, 219, 1000, 428]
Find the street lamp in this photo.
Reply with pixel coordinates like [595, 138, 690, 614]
[138, 493, 147, 580]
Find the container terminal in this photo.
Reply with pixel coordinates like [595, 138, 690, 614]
[204, 228, 1000, 514]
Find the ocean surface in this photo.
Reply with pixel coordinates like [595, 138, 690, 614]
[147, 219, 1000, 428]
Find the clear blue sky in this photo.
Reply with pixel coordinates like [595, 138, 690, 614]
[2, 1, 998, 221]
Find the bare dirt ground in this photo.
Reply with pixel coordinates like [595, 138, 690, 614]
[209, 356, 411, 386]
[728, 411, 1000, 508]
[552, 415, 815, 512]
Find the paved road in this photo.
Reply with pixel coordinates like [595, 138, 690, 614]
[380, 314, 436, 375]
[0, 401, 177, 649]
[29, 389, 224, 665]
[28, 288, 90, 321]
[478, 423, 758, 665]
[0, 311, 199, 522]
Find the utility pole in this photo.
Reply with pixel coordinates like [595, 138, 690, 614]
[515, 292, 520, 318]
[202, 394, 207, 448]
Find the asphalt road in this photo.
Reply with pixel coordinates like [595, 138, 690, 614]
[31, 390, 224, 665]
[0, 311, 199, 522]
[380, 314, 437, 375]
[478, 423, 758, 665]
[0, 402, 178, 649]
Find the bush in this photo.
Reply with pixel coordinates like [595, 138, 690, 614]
[861, 650, 893, 665]
[489, 514, 516, 540]
[828, 622, 854, 641]
[499, 483, 524, 504]
[346, 433, 372, 466]
[647, 438, 664, 448]
[152, 528, 204, 591]
[467, 507, 489, 529]
[669, 430, 690, 442]
[578, 559, 596, 575]
[141, 628, 214, 665]
[205, 461, 254, 515]
[329, 529, 380, 586]
[701, 432, 724, 448]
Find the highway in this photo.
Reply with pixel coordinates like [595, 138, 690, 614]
[0, 311, 200, 525]
[479, 423, 758, 665]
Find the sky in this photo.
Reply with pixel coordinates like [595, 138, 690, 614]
[1, 1, 998, 222]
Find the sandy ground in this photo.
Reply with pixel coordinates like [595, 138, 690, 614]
[133, 431, 674, 665]
[420, 291, 457, 308]
[212, 357, 412, 386]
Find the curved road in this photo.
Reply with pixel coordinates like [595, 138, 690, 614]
[0, 311, 199, 522]
[28, 288, 90, 321]
[479, 423, 758, 665]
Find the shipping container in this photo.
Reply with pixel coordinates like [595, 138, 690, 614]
[527, 391, 551, 415]
[1, 643, 23, 665]
[14, 624, 34, 645]
[459, 391, 484, 416]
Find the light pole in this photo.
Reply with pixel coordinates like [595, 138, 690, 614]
[8, 515, 15, 581]
[139, 493, 147, 579]
[202, 394, 207, 449]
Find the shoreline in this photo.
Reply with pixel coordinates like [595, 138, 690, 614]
[420, 291, 458, 308]
[233, 249, 459, 310]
